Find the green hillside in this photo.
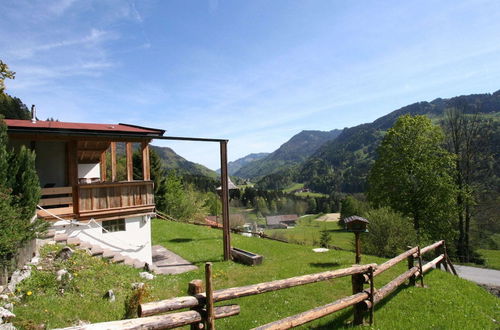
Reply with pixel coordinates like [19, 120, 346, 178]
[13, 221, 500, 329]
[234, 129, 341, 180]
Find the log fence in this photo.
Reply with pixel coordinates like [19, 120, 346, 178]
[63, 240, 456, 329]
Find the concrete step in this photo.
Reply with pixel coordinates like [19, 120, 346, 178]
[40, 229, 56, 239]
[123, 257, 136, 266]
[112, 254, 125, 263]
[79, 242, 92, 250]
[133, 260, 146, 269]
[102, 249, 117, 259]
[54, 234, 69, 243]
[67, 237, 81, 245]
[90, 245, 104, 256]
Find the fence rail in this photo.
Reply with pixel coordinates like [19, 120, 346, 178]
[63, 240, 456, 330]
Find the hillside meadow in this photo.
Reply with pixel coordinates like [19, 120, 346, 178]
[11, 220, 500, 329]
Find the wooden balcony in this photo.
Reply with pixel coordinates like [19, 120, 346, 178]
[38, 181, 155, 221]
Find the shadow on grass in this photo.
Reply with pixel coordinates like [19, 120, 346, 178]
[312, 308, 353, 329]
[168, 238, 193, 243]
[309, 262, 340, 268]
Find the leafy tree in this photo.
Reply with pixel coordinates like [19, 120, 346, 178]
[133, 148, 167, 211]
[319, 229, 331, 248]
[361, 207, 417, 257]
[442, 106, 493, 261]
[0, 60, 15, 93]
[368, 115, 457, 243]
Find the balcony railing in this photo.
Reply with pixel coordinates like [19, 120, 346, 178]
[38, 181, 154, 220]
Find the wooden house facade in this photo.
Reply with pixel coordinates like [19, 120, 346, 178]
[5, 119, 165, 265]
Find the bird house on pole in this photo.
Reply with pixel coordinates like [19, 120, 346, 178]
[343, 215, 369, 264]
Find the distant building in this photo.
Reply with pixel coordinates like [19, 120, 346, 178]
[265, 214, 299, 229]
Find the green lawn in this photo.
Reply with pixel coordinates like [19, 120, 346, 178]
[12, 220, 500, 329]
[477, 249, 500, 270]
[265, 215, 354, 250]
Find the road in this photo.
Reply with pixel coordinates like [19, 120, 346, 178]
[454, 265, 500, 287]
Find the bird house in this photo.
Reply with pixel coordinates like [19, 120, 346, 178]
[343, 215, 369, 232]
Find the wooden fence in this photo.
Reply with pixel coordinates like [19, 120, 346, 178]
[1, 238, 37, 286]
[63, 240, 457, 329]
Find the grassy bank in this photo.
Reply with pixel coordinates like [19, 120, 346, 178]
[12, 220, 500, 329]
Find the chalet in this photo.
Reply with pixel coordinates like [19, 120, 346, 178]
[5, 118, 165, 266]
[265, 214, 299, 229]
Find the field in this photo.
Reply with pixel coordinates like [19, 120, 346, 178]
[12, 220, 500, 329]
[477, 249, 500, 270]
[265, 215, 354, 250]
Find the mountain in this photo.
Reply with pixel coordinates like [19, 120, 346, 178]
[297, 90, 500, 194]
[234, 129, 342, 180]
[218, 152, 269, 176]
[150, 145, 218, 178]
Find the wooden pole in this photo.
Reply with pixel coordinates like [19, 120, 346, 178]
[442, 241, 457, 275]
[205, 263, 215, 330]
[126, 142, 133, 181]
[415, 254, 445, 277]
[60, 305, 240, 330]
[110, 142, 117, 182]
[219, 141, 231, 261]
[417, 246, 424, 287]
[67, 140, 79, 215]
[368, 266, 374, 325]
[355, 232, 361, 264]
[141, 141, 150, 181]
[188, 280, 204, 330]
[100, 151, 107, 182]
[351, 272, 366, 325]
[139, 264, 377, 317]
[407, 248, 416, 286]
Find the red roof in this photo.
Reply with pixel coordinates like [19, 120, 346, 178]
[4, 119, 165, 136]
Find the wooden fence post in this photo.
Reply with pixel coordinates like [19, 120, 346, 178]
[407, 249, 416, 286]
[417, 246, 424, 287]
[351, 272, 366, 325]
[442, 241, 457, 275]
[205, 263, 215, 330]
[439, 242, 450, 273]
[368, 266, 374, 326]
[188, 280, 204, 330]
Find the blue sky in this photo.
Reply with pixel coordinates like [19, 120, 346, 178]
[2, 0, 500, 170]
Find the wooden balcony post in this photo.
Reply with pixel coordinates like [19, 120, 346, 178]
[141, 141, 150, 181]
[67, 140, 79, 215]
[220, 140, 231, 261]
[126, 142, 133, 181]
[111, 142, 117, 182]
[100, 151, 107, 182]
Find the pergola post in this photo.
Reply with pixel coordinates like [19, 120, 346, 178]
[220, 140, 231, 261]
[141, 141, 150, 181]
[111, 142, 117, 182]
[126, 142, 133, 181]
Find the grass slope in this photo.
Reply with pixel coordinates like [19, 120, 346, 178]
[12, 220, 500, 329]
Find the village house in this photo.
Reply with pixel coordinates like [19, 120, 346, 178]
[265, 214, 299, 229]
[5, 118, 165, 267]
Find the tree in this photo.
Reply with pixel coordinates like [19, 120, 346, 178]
[133, 148, 167, 211]
[0, 118, 46, 266]
[361, 207, 417, 257]
[0, 60, 15, 93]
[368, 115, 457, 244]
[442, 105, 491, 261]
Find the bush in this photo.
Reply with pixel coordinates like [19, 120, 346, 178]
[361, 207, 417, 257]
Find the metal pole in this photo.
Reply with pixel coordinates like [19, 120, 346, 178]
[220, 141, 231, 261]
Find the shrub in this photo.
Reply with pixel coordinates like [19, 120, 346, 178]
[361, 207, 417, 257]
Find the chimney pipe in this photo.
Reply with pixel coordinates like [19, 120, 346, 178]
[31, 105, 36, 123]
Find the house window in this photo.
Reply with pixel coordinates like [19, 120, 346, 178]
[102, 219, 126, 233]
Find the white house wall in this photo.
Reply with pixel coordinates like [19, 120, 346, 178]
[55, 215, 153, 265]
[78, 163, 100, 179]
